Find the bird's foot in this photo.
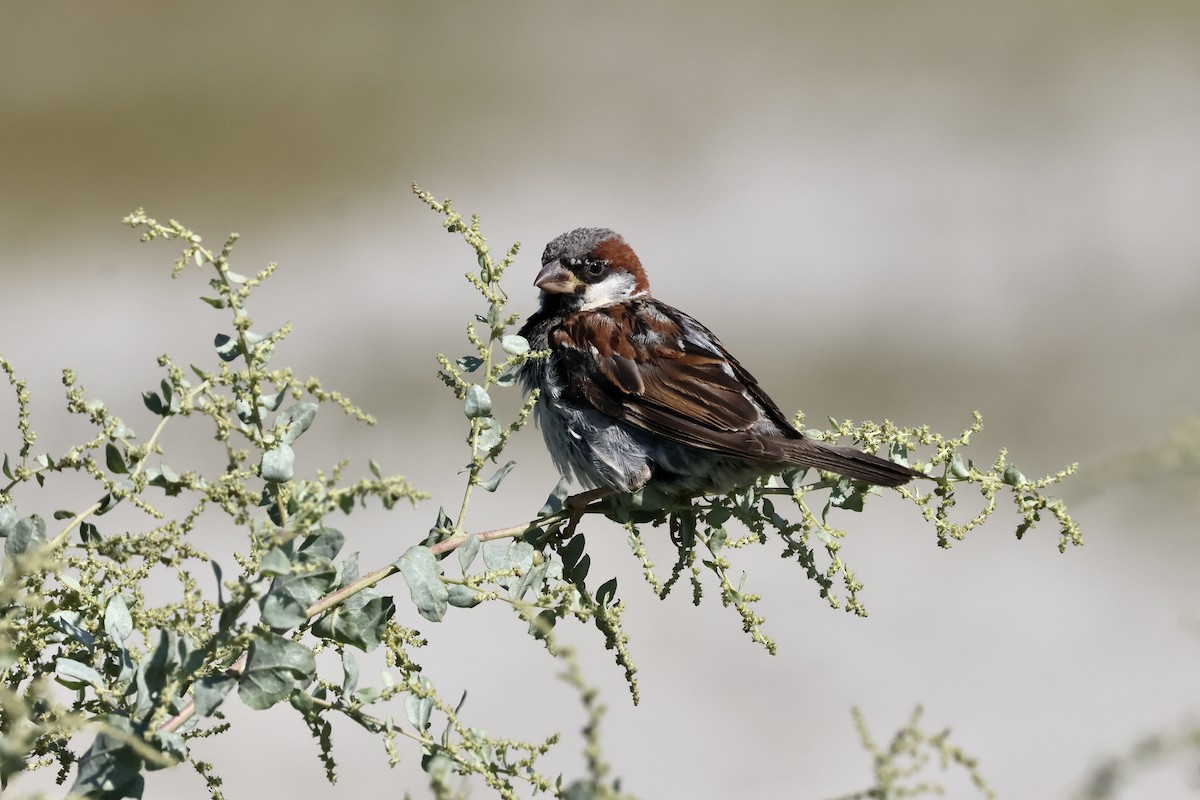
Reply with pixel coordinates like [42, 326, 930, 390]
[562, 487, 617, 537]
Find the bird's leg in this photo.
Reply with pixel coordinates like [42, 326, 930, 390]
[562, 486, 617, 537]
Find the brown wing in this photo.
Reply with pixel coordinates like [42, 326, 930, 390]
[552, 299, 800, 461]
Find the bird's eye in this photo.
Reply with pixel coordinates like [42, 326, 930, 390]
[581, 260, 608, 282]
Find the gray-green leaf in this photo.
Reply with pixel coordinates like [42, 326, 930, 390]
[341, 651, 359, 695]
[405, 676, 434, 732]
[193, 675, 237, 717]
[260, 444, 295, 483]
[395, 545, 448, 622]
[464, 385, 492, 419]
[476, 416, 502, 451]
[312, 593, 394, 652]
[447, 584, 482, 608]
[5, 514, 46, 558]
[500, 335, 529, 356]
[104, 595, 133, 644]
[276, 403, 318, 445]
[260, 556, 336, 630]
[105, 443, 128, 474]
[1002, 465, 1026, 487]
[238, 631, 317, 710]
[0, 504, 16, 536]
[457, 533, 481, 573]
[214, 333, 240, 362]
[55, 657, 105, 689]
[456, 355, 484, 373]
[70, 718, 143, 798]
[479, 460, 516, 492]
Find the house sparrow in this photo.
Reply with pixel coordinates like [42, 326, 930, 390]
[517, 228, 922, 505]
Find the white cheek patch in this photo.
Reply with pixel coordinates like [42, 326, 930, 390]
[580, 272, 638, 310]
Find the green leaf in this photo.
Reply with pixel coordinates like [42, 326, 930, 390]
[457, 533, 481, 573]
[312, 593, 395, 652]
[482, 540, 534, 588]
[537, 478, 570, 517]
[511, 562, 548, 600]
[110, 416, 136, 440]
[96, 492, 120, 515]
[559, 534, 586, 575]
[200, 296, 227, 309]
[142, 391, 167, 416]
[104, 595, 133, 644]
[275, 403, 318, 445]
[476, 416, 502, 451]
[705, 506, 732, 526]
[351, 687, 380, 705]
[238, 631, 317, 710]
[949, 453, 970, 479]
[395, 545, 449, 622]
[479, 460, 516, 492]
[500, 335, 529, 356]
[70, 717, 144, 798]
[148, 730, 187, 770]
[260, 444, 295, 483]
[105, 443, 128, 474]
[258, 546, 293, 577]
[235, 398, 254, 424]
[447, 584, 482, 608]
[260, 554, 336, 630]
[782, 467, 810, 492]
[708, 527, 728, 552]
[596, 578, 618, 608]
[1003, 465, 1026, 487]
[405, 676, 434, 732]
[0, 504, 18, 537]
[214, 333, 240, 362]
[464, 385, 492, 418]
[574, 553, 592, 584]
[814, 526, 839, 546]
[529, 609, 558, 640]
[494, 368, 520, 387]
[299, 528, 346, 560]
[829, 480, 865, 512]
[55, 657, 105, 690]
[1, 454, 12, 481]
[341, 651, 359, 695]
[258, 389, 285, 413]
[5, 514, 46, 558]
[47, 610, 96, 647]
[193, 674, 237, 717]
[455, 355, 484, 373]
[135, 630, 177, 718]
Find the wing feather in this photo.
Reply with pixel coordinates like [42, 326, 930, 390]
[552, 299, 794, 460]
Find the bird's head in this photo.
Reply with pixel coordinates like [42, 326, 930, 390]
[534, 228, 650, 312]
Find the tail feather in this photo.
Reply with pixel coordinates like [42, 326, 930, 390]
[780, 438, 923, 487]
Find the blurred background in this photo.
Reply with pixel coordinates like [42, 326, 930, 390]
[3, 1, 1200, 797]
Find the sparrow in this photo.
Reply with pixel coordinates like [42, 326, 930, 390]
[517, 227, 923, 506]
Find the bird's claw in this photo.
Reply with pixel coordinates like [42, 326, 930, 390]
[561, 487, 616, 538]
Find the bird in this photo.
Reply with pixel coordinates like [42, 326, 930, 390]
[517, 227, 923, 511]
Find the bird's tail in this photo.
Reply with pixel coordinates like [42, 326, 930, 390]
[781, 438, 924, 487]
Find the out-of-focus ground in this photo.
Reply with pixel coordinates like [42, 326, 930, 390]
[3, 2, 1199, 797]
